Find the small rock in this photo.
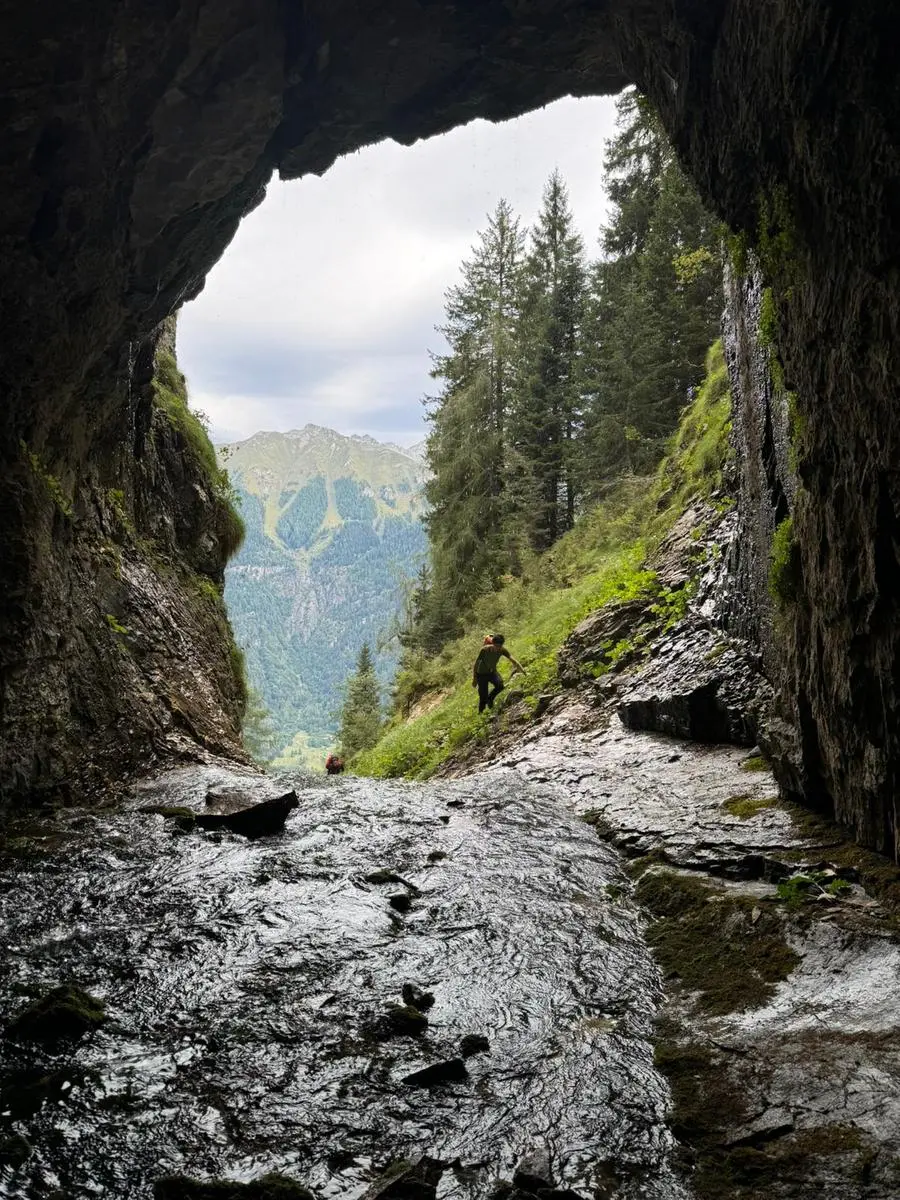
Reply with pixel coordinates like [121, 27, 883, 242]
[377, 1005, 428, 1038]
[366, 869, 403, 885]
[360, 1157, 445, 1200]
[446, 799, 465, 809]
[0, 1133, 32, 1169]
[402, 1058, 468, 1087]
[439, 815, 450, 825]
[426, 851, 446, 863]
[401, 983, 435, 1010]
[388, 893, 411, 913]
[513, 1149, 553, 1193]
[365, 870, 421, 895]
[751, 906, 762, 924]
[459, 1033, 490, 1058]
[6, 985, 106, 1044]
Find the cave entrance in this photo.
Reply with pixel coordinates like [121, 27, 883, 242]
[175, 95, 619, 769]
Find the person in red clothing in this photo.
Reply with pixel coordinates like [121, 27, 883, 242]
[325, 753, 345, 775]
[472, 634, 523, 714]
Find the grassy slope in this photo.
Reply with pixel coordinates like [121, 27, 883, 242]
[355, 341, 732, 780]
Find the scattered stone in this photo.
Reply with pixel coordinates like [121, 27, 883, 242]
[376, 1005, 428, 1039]
[388, 893, 411, 913]
[365, 869, 421, 895]
[195, 791, 298, 839]
[154, 1174, 314, 1200]
[6, 985, 106, 1044]
[401, 983, 435, 1010]
[0, 1065, 94, 1118]
[401, 1058, 468, 1087]
[360, 1156, 445, 1200]
[0, 1133, 32, 1169]
[365, 868, 402, 885]
[512, 1148, 553, 1193]
[459, 1033, 490, 1057]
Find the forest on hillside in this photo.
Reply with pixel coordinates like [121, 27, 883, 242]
[407, 88, 722, 654]
[336, 89, 725, 763]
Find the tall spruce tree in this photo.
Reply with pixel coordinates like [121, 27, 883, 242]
[511, 171, 586, 550]
[423, 199, 525, 618]
[581, 89, 721, 487]
[339, 644, 382, 760]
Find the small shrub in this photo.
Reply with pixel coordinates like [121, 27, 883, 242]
[104, 613, 129, 636]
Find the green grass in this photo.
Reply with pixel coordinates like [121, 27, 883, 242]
[355, 340, 734, 781]
[355, 543, 655, 778]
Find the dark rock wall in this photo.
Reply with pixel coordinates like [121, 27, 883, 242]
[2, 0, 900, 849]
[720, 263, 794, 670]
[1, 322, 247, 808]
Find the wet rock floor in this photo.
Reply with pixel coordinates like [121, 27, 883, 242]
[2, 714, 900, 1199]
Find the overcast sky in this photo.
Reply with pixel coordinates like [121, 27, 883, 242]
[178, 95, 620, 447]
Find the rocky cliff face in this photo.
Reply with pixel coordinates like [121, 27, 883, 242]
[2, 2, 900, 847]
[0, 318, 247, 809]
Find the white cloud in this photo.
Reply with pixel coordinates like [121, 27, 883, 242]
[179, 94, 620, 443]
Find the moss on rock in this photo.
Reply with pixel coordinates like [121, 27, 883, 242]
[722, 794, 778, 819]
[635, 870, 798, 1014]
[6, 985, 106, 1044]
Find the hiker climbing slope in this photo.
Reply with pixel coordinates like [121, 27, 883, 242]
[472, 634, 523, 714]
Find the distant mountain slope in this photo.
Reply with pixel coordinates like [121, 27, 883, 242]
[218, 426, 428, 756]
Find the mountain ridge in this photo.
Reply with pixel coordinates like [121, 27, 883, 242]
[217, 424, 428, 762]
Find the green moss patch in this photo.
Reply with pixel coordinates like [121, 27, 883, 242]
[740, 755, 769, 773]
[635, 871, 798, 1013]
[694, 1125, 874, 1200]
[769, 516, 801, 607]
[722, 794, 778, 819]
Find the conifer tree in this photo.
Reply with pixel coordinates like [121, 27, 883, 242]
[511, 171, 586, 550]
[424, 199, 525, 615]
[339, 643, 382, 760]
[581, 89, 721, 487]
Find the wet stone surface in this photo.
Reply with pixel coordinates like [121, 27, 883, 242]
[493, 721, 900, 1199]
[0, 765, 687, 1200]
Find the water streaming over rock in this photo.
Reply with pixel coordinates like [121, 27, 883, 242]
[0, 765, 687, 1200]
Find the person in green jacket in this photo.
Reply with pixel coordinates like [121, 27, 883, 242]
[472, 634, 523, 713]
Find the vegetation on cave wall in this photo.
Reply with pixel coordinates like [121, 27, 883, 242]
[151, 341, 245, 560]
[354, 340, 732, 779]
